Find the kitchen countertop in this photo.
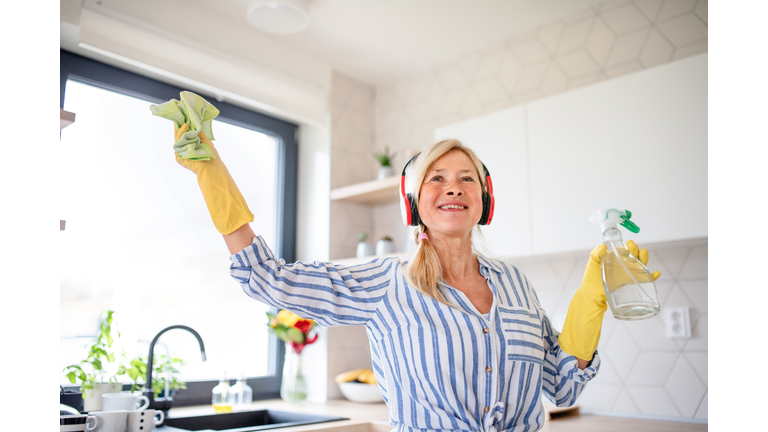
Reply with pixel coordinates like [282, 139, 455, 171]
[165, 399, 391, 432]
[165, 400, 707, 432]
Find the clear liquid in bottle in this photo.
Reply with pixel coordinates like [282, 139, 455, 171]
[601, 228, 660, 321]
[212, 375, 232, 413]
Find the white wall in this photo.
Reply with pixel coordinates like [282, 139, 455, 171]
[436, 53, 707, 257]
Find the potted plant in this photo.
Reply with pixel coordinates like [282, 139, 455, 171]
[118, 355, 187, 399]
[376, 235, 394, 256]
[356, 232, 374, 258]
[373, 146, 397, 179]
[63, 310, 125, 412]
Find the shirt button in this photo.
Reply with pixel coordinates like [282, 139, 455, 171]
[486, 366, 492, 373]
[484, 406, 490, 413]
[483, 327, 490, 334]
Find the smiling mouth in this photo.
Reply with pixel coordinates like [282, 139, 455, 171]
[438, 205, 468, 209]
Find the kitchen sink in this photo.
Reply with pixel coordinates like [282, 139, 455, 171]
[157, 409, 348, 431]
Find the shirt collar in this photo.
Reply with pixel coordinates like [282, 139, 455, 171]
[476, 255, 504, 274]
[403, 255, 504, 275]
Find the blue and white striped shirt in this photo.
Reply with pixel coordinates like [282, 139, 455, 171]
[230, 236, 600, 432]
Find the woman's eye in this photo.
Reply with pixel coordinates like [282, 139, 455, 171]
[430, 176, 443, 182]
[462, 177, 474, 182]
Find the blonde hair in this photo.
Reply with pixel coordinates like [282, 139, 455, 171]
[404, 139, 489, 305]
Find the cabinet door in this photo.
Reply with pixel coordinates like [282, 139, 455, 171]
[527, 54, 707, 255]
[435, 106, 532, 258]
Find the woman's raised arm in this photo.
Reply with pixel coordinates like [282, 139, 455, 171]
[224, 223, 256, 255]
[151, 92, 257, 254]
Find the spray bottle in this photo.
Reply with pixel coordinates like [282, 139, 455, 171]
[589, 208, 660, 320]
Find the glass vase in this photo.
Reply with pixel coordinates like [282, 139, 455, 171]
[280, 343, 307, 403]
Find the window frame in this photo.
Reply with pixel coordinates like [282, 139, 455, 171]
[59, 49, 298, 404]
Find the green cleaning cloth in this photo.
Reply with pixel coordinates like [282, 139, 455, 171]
[150, 91, 220, 161]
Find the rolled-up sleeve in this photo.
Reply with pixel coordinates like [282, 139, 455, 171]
[539, 309, 601, 407]
[229, 235, 395, 327]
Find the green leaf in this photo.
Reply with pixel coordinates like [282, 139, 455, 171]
[287, 327, 304, 343]
[129, 366, 140, 381]
[273, 328, 289, 343]
[66, 371, 76, 384]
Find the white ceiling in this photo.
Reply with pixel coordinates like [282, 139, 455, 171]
[67, 0, 607, 86]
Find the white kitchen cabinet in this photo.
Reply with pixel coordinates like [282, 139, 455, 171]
[527, 54, 707, 255]
[434, 53, 707, 257]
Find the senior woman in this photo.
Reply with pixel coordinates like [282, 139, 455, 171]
[165, 104, 659, 431]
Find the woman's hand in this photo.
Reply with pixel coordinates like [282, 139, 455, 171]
[171, 123, 254, 237]
[174, 123, 221, 175]
[559, 240, 660, 368]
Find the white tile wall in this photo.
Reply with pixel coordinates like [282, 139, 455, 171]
[329, 71, 378, 260]
[374, 0, 708, 159]
[325, 326, 373, 400]
[507, 239, 708, 422]
[324, 71, 382, 400]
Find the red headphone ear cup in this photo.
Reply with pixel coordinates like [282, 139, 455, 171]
[479, 171, 494, 225]
[407, 194, 420, 226]
[480, 192, 495, 225]
[486, 195, 495, 225]
[479, 192, 491, 225]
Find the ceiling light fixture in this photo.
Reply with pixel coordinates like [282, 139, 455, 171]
[246, 0, 311, 35]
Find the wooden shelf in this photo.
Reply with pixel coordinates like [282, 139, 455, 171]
[60, 109, 76, 130]
[330, 176, 400, 205]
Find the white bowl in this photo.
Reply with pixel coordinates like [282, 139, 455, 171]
[338, 382, 383, 403]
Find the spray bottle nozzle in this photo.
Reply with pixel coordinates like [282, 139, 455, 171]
[619, 210, 640, 233]
[590, 208, 641, 234]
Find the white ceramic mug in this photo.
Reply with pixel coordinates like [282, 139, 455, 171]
[60, 414, 98, 432]
[89, 410, 127, 432]
[126, 409, 164, 432]
[102, 392, 150, 411]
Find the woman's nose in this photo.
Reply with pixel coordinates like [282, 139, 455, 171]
[445, 183, 463, 196]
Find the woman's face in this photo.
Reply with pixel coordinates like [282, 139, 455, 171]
[417, 150, 484, 238]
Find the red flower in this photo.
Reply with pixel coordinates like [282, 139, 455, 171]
[289, 333, 318, 355]
[294, 319, 313, 334]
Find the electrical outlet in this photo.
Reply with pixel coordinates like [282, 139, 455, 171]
[664, 307, 691, 339]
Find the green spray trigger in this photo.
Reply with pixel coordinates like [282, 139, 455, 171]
[620, 209, 640, 233]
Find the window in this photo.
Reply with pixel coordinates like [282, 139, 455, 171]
[59, 50, 298, 404]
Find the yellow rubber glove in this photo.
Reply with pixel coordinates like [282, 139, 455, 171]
[174, 123, 254, 235]
[558, 240, 661, 361]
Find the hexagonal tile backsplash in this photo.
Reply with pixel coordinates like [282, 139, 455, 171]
[509, 240, 708, 421]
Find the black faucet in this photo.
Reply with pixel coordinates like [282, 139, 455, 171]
[143, 325, 207, 414]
